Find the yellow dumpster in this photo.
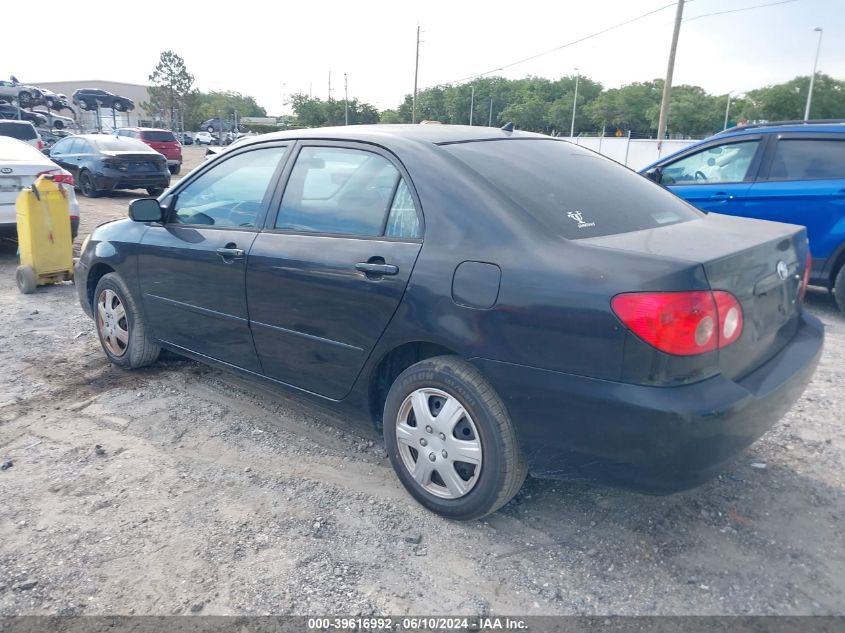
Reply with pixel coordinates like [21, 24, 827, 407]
[15, 175, 74, 294]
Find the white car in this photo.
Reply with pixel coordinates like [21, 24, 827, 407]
[0, 120, 43, 150]
[0, 79, 41, 107]
[193, 131, 215, 145]
[32, 110, 76, 131]
[0, 136, 80, 239]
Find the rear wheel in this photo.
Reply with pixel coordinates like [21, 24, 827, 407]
[15, 265, 37, 294]
[79, 171, 100, 198]
[207, 126, 215, 133]
[93, 273, 160, 369]
[383, 356, 527, 520]
[833, 265, 845, 313]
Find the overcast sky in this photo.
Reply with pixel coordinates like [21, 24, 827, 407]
[5, 0, 844, 115]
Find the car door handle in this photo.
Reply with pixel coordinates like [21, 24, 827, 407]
[709, 192, 734, 201]
[355, 262, 398, 275]
[216, 246, 245, 260]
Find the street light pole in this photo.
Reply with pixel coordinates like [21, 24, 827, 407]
[412, 25, 420, 124]
[804, 27, 823, 121]
[570, 69, 579, 138]
[344, 72, 349, 125]
[723, 91, 733, 130]
[469, 85, 475, 125]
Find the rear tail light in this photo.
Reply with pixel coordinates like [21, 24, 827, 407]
[37, 140, 44, 150]
[611, 290, 744, 356]
[799, 251, 812, 303]
[36, 169, 74, 186]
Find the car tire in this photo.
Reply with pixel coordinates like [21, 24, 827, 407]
[207, 126, 215, 133]
[146, 187, 165, 197]
[93, 273, 160, 369]
[16, 265, 37, 294]
[833, 264, 845, 313]
[383, 356, 527, 520]
[54, 120, 64, 130]
[17, 90, 31, 106]
[78, 171, 100, 198]
[169, 164, 181, 176]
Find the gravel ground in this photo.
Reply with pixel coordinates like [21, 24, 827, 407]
[1, 148, 843, 616]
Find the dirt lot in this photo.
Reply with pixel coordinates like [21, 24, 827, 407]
[1, 147, 843, 616]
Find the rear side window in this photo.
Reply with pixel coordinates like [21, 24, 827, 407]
[141, 131, 176, 142]
[442, 139, 701, 240]
[768, 139, 845, 181]
[0, 122, 37, 141]
[276, 146, 419, 237]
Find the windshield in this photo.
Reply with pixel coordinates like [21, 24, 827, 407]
[441, 139, 701, 240]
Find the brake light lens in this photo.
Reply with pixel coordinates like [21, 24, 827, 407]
[611, 290, 744, 356]
[799, 251, 812, 303]
[36, 169, 74, 186]
[37, 140, 44, 150]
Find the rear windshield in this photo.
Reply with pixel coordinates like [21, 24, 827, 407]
[0, 122, 37, 141]
[441, 139, 701, 239]
[94, 137, 152, 152]
[141, 130, 176, 142]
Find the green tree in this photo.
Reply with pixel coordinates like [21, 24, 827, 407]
[744, 74, 845, 121]
[145, 50, 194, 130]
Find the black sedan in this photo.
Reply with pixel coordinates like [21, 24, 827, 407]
[72, 88, 134, 112]
[47, 135, 169, 197]
[74, 125, 823, 520]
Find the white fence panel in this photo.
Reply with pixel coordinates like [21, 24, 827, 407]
[561, 136, 699, 171]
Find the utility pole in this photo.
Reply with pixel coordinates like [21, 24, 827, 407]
[469, 85, 475, 125]
[723, 91, 733, 130]
[488, 97, 494, 127]
[656, 0, 685, 141]
[328, 71, 332, 102]
[344, 73, 349, 125]
[804, 27, 824, 121]
[413, 25, 421, 123]
[570, 69, 579, 138]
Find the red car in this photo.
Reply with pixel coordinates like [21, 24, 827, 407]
[114, 128, 182, 175]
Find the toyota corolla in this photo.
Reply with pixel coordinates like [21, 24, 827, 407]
[74, 125, 824, 520]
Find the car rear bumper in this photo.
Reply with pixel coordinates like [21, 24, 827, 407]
[95, 173, 170, 191]
[471, 311, 824, 492]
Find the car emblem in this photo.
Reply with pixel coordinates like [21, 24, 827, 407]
[776, 260, 789, 281]
[0, 168, 12, 174]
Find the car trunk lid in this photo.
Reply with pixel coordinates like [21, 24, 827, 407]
[582, 213, 808, 380]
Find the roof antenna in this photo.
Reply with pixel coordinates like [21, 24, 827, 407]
[501, 122, 514, 133]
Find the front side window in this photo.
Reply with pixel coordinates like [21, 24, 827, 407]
[51, 137, 74, 155]
[276, 146, 417, 237]
[661, 140, 761, 185]
[172, 146, 287, 228]
[768, 139, 845, 181]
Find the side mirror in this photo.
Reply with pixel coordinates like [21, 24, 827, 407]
[128, 198, 164, 223]
[645, 167, 663, 184]
[41, 148, 51, 157]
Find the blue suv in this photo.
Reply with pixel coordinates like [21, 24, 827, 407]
[642, 121, 845, 311]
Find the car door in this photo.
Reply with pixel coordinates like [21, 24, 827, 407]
[49, 137, 83, 179]
[743, 134, 845, 264]
[137, 143, 290, 372]
[246, 142, 424, 399]
[656, 136, 765, 214]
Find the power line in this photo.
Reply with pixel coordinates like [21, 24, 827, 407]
[683, 0, 799, 23]
[441, 2, 678, 86]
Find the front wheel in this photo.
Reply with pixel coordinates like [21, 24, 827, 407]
[833, 264, 845, 313]
[146, 187, 164, 196]
[383, 356, 527, 520]
[93, 273, 160, 369]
